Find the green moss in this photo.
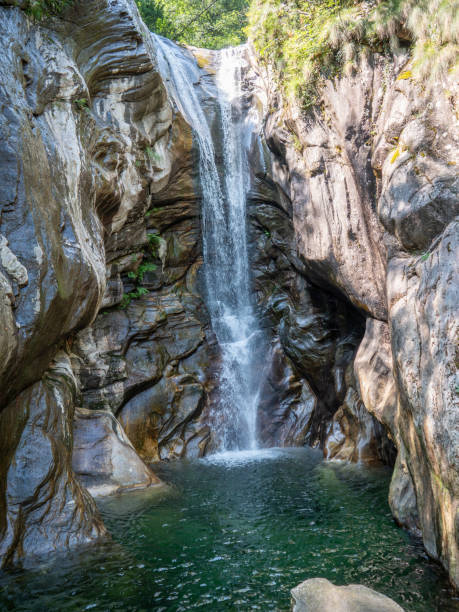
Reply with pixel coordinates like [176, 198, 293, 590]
[145, 146, 161, 164]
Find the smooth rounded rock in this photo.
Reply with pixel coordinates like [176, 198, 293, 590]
[291, 578, 404, 612]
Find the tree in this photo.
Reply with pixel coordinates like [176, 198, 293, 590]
[136, 0, 249, 49]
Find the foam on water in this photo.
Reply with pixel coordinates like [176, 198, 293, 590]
[202, 447, 288, 466]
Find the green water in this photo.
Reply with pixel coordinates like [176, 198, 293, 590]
[1, 447, 458, 611]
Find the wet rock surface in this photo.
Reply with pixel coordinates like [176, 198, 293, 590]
[0, 353, 106, 568]
[239, 49, 380, 454]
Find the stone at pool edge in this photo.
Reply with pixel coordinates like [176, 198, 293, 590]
[291, 578, 404, 612]
[73, 408, 164, 497]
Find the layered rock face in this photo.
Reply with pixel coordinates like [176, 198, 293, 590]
[0, 0, 173, 566]
[0, 0, 323, 568]
[259, 53, 459, 585]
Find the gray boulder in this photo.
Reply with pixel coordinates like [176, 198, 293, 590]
[291, 578, 404, 612]
[73, 408, 163, 497]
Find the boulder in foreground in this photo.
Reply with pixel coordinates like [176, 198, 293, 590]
[291, 578, 404, 612]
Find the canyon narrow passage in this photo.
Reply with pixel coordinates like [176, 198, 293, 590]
[0, 0, 457, 609]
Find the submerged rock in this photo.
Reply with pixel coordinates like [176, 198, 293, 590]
[291, 578, 404, 612]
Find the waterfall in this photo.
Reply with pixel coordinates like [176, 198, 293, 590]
[153, 36, 262, 451]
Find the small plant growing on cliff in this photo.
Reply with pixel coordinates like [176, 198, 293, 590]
[120, 233, 161, 309]
[74, 98, 89, 110]
[292, 133, 303, 153]
[147, 232, 161, 255]
[120, 287, 149, 309]
[26, 0, 73, 19]
[145, 146, 161, 164]
[128, 262, 157, 284]
[145, 207, 160, 217]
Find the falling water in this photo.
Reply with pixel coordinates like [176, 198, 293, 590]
[153, 37, 262, 451]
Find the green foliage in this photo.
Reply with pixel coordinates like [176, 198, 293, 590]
[147, 232, 161, 255]
[247, 0, 459, 109]
[120, 230, 161, 309]
[128, 261, 157, 284]
[120, 287, 149, 309]
[136, 0, 248, 48]
[136, 0, 176, 39]
[74, 98, 89, 110]
[247, 0, 351, 106]
[25, 0, 72, 19]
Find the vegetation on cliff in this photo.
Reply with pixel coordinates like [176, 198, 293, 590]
[247, 0, 459, 108]
[136, 0, 249, 48]
[25, 0, 71, 18]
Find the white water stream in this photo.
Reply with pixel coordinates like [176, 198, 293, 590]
[153, 37, 263, 451]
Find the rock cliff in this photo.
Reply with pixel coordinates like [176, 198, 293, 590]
[0, 0, 173, 566]
[258, 52, 459, 586]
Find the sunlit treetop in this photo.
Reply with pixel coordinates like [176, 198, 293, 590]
[136, 0, 249, 49]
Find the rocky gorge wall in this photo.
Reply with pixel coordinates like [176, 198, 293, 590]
[257, 52, 459, 586]
[0, 0, 457, 592]
[0, 0, 181, 566]
[0, 0, 320, 567]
